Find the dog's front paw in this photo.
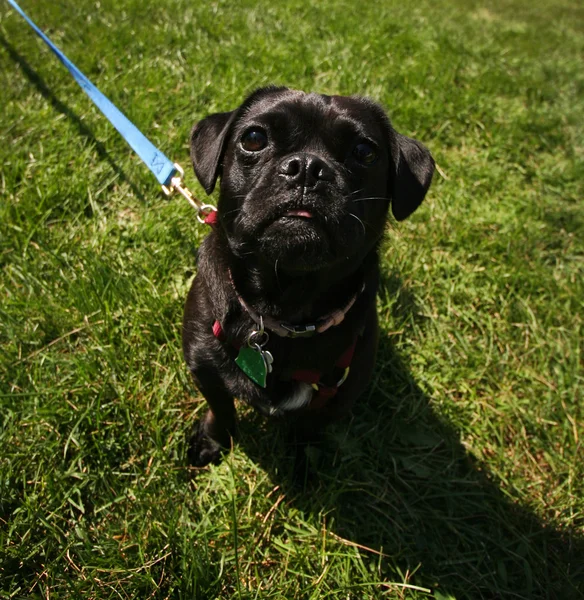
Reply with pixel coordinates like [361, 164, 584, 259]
[187, 421, 229, 467]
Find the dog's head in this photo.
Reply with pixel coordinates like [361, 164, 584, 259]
[190, 87, 434, 272]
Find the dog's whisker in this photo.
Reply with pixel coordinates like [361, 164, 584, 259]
[274, 258, 282, 290]
[351, 196, 389, 203]
[348, 212, 367, 236]
[222, 207, 241, 218]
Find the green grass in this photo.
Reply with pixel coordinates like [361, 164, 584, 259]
[1, 0, 583, 598]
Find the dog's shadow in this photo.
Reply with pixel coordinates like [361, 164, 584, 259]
[237, 276, 584, 600]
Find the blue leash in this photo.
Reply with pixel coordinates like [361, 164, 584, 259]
[5, 0, 214, 220]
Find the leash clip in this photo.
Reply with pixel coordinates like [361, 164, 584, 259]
[161, 163, 216, 224]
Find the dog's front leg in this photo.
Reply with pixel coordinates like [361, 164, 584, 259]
[188, 367, 236, 467]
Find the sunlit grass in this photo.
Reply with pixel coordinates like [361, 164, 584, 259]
[1, 0, 583, 598]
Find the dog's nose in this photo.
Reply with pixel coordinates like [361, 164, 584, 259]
[279, 154, 334, 188]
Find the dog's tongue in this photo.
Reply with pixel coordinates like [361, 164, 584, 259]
[285, 209, 313, 218]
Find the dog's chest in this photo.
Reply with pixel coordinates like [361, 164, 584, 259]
[264, 381, 314, 416]
[227, 328, 358, 417]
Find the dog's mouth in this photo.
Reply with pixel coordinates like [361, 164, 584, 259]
[282, 209, 314, 219]
[263, 202, 324, 230]
[233, 191, 363, 272]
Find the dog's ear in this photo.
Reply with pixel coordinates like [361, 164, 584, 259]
[390, 133, 435, 221]
[190, 110, 237, 194]
[190, 87, 290, 194]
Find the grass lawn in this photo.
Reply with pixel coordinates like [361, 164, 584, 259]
[1, 0, 583, 597]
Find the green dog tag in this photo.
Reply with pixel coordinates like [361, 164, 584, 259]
[235, 346, 268, 388]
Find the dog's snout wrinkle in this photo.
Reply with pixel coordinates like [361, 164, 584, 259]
[279, 153, 334, 189]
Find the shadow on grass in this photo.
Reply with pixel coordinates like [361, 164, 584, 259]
[235, 277, 584, 600]
[0, 34, 146, 202]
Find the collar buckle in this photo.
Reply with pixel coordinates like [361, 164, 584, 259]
[279, 323, 317, 338]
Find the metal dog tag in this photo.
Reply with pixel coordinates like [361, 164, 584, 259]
[263, 349, 274, 373]
[235, 344, 273, 388]
[235, 318, 274, 388]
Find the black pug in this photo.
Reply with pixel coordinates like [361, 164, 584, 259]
[183, 87, 434, 467]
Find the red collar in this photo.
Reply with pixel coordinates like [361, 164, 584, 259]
[203, 209, 219, 227]
[233, 279, 365, 339]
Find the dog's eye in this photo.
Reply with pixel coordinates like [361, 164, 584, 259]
[241, 128, 268, 152]
[353, 142, 378, 166]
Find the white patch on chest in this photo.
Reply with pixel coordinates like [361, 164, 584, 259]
[268, 382, 314, 416]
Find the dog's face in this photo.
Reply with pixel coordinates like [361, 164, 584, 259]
[190, 87, 434, 272]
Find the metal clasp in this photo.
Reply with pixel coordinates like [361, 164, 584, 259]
[248, 316, 270, 348]
[280, 323, 317, 338]
[161, 163, 217, 224]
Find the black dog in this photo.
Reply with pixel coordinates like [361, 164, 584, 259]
[183, 87, 434, 467]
